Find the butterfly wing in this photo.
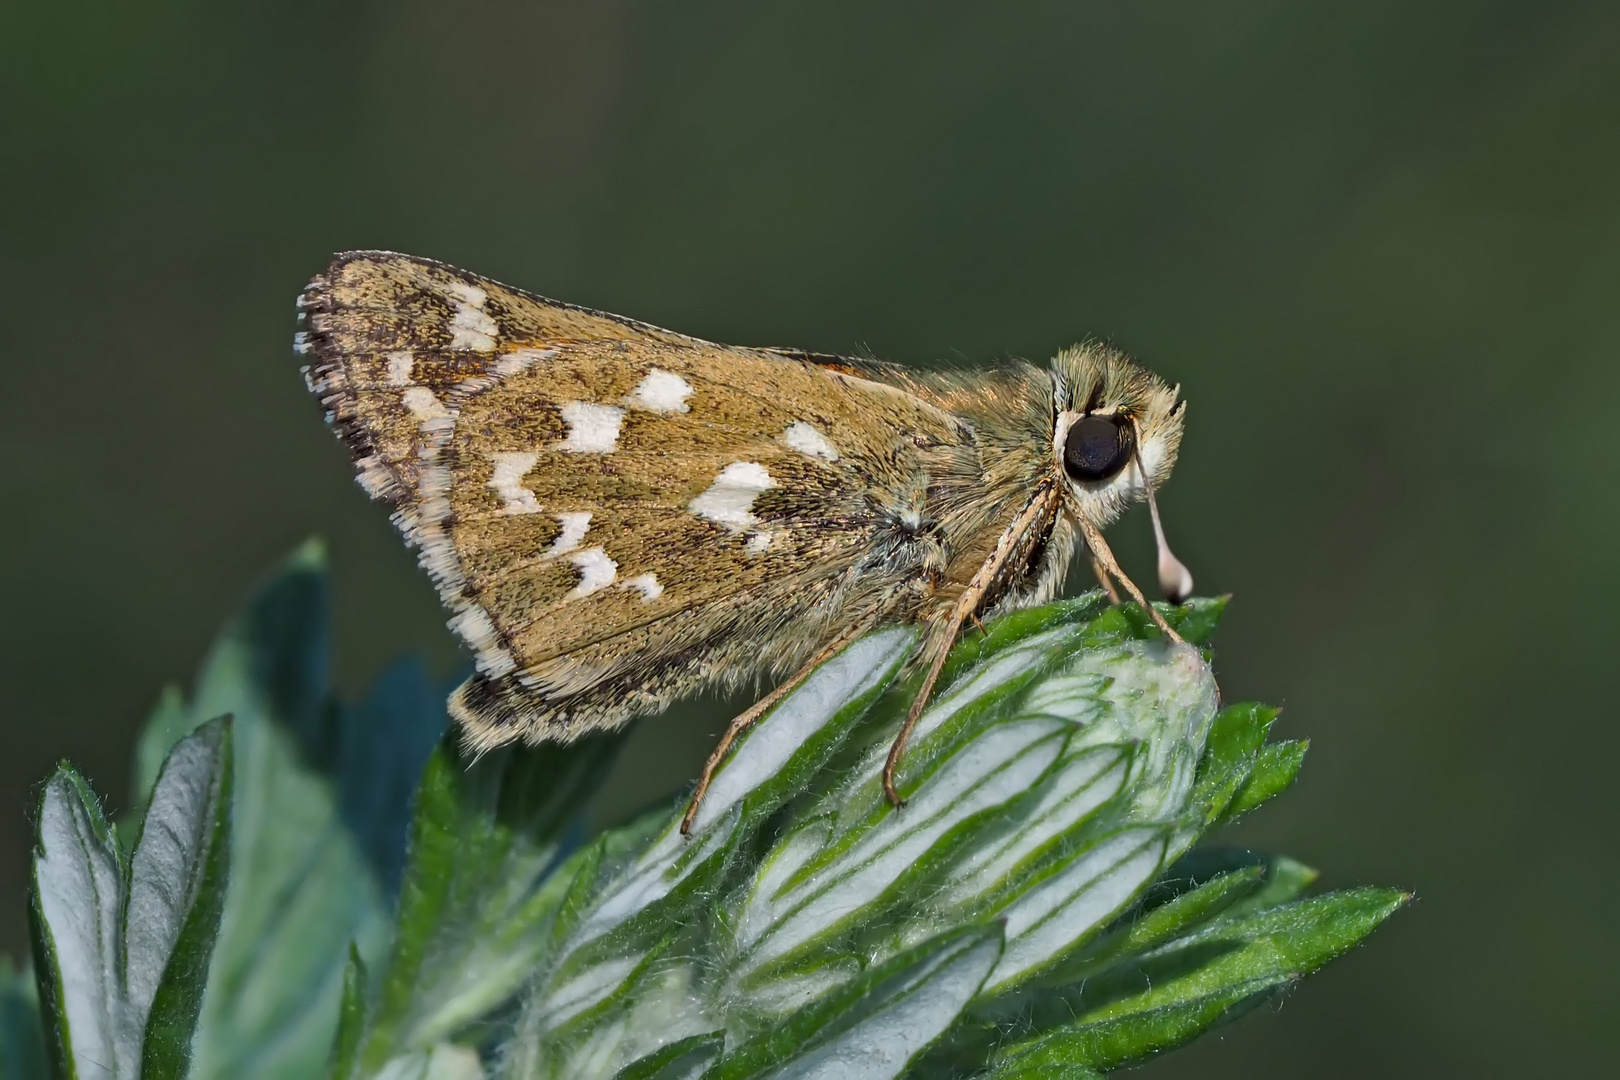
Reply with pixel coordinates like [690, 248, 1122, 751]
[299, 251, 968, 746]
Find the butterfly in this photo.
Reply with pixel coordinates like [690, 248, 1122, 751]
[297, 251, 1193, 833]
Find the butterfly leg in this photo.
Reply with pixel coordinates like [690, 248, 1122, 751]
[882, 485, 1062, 807]
[1077, 517, 1184, 645]
[681, 613, 879, 836]
[1090, 555, 1123, 604]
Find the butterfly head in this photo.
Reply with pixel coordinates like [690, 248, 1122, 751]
[1048, 343, 1193, 601]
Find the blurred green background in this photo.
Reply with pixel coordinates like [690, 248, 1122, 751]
[3, 0, 1617, 1074]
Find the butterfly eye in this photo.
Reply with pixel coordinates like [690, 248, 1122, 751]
[1063, 414, 1133, 483]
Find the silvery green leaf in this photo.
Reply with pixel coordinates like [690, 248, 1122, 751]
[30, 767, 133, 1079]
[351, 736, 620, 1072]
[732, 630, 1215, 1006]
[980, 824, 1170, 995]
[932, 743, 1134, 912]
[732, 606, 1148, 978]
[506, 628, 916, 1077]
[731, 717, 1068, 980]
[28, 719, 233, 1080]
[933, 635, 1217, 920]
[370, 1045, 486, 1080]
[715, 925, 1002, 1080]
[133, 720, 234, 1080]
[508, 596, 1236, 1080]
[817, 623, 1087, 833]
[610, 1033, 724, 1080]
[22, 531, 1403, 1080]
[994, 977, 1280, 1076]
[683, 627, 918, 838]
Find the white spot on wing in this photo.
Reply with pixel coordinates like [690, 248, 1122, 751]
[624, 572, 663, 602]
[445, 280, 487, 305]
[625, 368, 693, 413]
[450, 307, 498, 352]
[690, 461, 776, 532]
[545, 511, 592, 557]
[385, 351, 414, 386]
[746, 531, 773, 554]
[495, 347, 557, 377]
[488, 451, 542, 515]
[446, 282, 498, 352]
[565, 547, 617, 599]
[402, 386, 449, 419]
[448, 606, 515, 677]
[783, 421, 838, 461]
[560, 402, 625, 453]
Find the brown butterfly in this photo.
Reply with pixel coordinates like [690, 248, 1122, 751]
[297, 252, 1193, 833]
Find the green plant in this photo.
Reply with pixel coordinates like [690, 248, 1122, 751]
[7, 544, 1404, 1079]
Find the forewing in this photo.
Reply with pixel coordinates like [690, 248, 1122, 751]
[299, 252, 961, 719]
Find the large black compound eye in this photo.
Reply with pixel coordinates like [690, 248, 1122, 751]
[1062, 414, 1133, 483]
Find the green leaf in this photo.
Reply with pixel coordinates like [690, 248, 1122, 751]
[137, 718, 234, 1080]
[1111, 596, 1228, 649]
[933, 592, 1110, 680]
[993, 978, 1281, 1073]
[1153, 849, 1320, 919]
[0, 958, 46, 1080]
[932, 744, 1135, 918]
[1221, 739, 1308, 822]
[326, 946, 366, 1080]
[1188, 703, 1276, 827]
[1004, 887, 1407, 1068]
[714, 924, 1004, 1080]
[1051, 864, 1267, 984]
[359, 735, 621, 1065]
[1220, 855, 1320, 920]
[1165, 595, 1228, 646]
[976, 1054, 1104, 1080]
[610, 1033, 724, 1080]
